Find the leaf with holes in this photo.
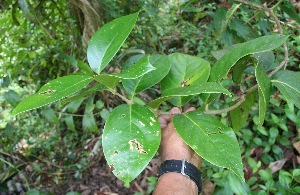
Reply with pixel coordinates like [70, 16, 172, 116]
[102, 104, 161, 183]
[173, 110, 244, 182]
[272, 70, 300, 109]
[87, 12, 139, 74]
[12, 75, 93, 115]
[255, 64, 271, 126]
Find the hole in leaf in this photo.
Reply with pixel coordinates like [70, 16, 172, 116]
[128, 139, 148, 154]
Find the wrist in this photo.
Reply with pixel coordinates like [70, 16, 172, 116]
[161, 155, 201, 169]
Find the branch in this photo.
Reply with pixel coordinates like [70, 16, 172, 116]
[107, 89, 133, 105]
[204, 95, 246, 114]
[203, 0, 290, 115]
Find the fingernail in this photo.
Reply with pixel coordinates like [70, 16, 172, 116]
[171, 107, 181, 115]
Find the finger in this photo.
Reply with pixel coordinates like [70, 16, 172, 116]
[170, 107, 181, 115]
[158, 116, 168, 128]
[184, 107, 196, 113]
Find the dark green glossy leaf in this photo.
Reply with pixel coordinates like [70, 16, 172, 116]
[255, 64, 271, 126]
[94, 55, 154, 88]
[230, 92, 256, 132]
[148, 82, 230, 109]
[87, 12, 139, 73]
[103, 104, 160, 183]
[173, 110, 244, 182]
[123, 54, 171, 95]
[161, 53, 210, 107]
[12, 75, 93, 115]
[272, 70, 300, 109]
[209, 34, 288, 83]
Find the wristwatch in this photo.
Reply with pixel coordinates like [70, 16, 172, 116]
[158, 159, 202, 194]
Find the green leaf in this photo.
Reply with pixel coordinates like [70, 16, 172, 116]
[161, 53, 210, 107]
[173, 110, 244, 182]
[59, 53, 94, 75]
[87, 12, 139, 74]
[123, 54, 171, 95]
[230, 92, 256, 132]
[94, 55, 155, 88]
[232, 56, 255, 84]
[279, 1, 300, 24]
[102, 104, 160, 183]
[12, 75, 93, 115]
[4, 90, 21, 107]
[255, 64, 271, 126]
[209, 34, 288, 83]
[148, 82, 231, 109]
[41, 107, 59, 124]
[64, 115, 76, 131]
[116, 55, 155, 79]
[61, 83, 106, 107]
[83, 95, 98, 132]
[271, 70, 300, 109]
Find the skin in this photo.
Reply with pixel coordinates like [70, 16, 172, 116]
[153, 107, 202, 195]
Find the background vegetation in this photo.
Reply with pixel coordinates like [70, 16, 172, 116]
[1, 0, 300, 194]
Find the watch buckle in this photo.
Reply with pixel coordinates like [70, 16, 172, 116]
[180, 159, 190, 178]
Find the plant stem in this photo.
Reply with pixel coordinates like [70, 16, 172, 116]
[107, 89, 133, 105]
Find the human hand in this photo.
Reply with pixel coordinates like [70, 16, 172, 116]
[157, 107, 202, 169]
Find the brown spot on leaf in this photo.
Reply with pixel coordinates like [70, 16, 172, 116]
[128, 139, 148, 154]
[39, 90, 56, 95]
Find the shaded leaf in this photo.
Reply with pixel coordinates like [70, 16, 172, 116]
[87, 12, 139, 73]
[230, 92, 256, 132]
[83, 95, 98, 132]
[209, 34, 288, 83]
[148, 82, 231, 109]
[232, 56, 255, 84]
[102, 104, 160, 183]
[123, 54, 171, 95]
[12, 75, 93, 115]
[173, 110, 244, 181]
[280, 1, 300, 24]
[255, 64, 271, 126]
[94, 74, 120, 88]
[272, 70, 300, 109]
[4, 90, 21, 107]
[161, 53, 210, 107]
[64, 115, 76, 131]
[59, 53, 94, 75]
[41, 107, 59, 124]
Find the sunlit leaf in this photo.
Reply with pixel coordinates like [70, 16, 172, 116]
[272, 70, 300, 109]
[161, 53, 210, 107]
[123, 54, 171, 95]
[173, 110, 244, 182]
[255, 64, 271, 126]
[87, 12, 139, 73]
[12, 75, 93, 115]
[103, 104, 160, 183]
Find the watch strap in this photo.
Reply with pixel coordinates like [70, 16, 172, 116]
[158, 159, 202, 193]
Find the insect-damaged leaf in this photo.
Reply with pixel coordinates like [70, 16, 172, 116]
[102, 104, 161, 183]
[161, 53, 210, 107]
[173, 110, 244, 182]
[12, 75, 93, 115]
[87, 12, 139, 74]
